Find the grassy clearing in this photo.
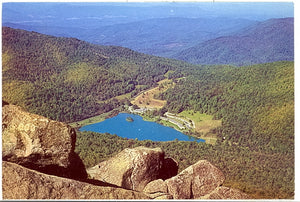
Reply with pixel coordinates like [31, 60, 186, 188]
[69, 114, 105, 128]
[178, 110, 221, 144]
[131, 79, 173, 109]
[158, 119, 182, 131]
[164, 70, 175, 78]
[69, 108, 121, 128]
[114, 92, 132, 101]
[135, 84, 148, 89]
[179, 110, 222, 132]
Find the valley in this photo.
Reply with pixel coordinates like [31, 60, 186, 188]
[1, 2, 295, 199]
[70, 77, 220, 144]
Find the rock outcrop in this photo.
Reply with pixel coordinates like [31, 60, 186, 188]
[87, 146, 166, 191]
[2, 104, 87, 179]
[143, 179, 173, 199]
[2, 161, 149, 200]
[199, 186, 251, 199]
[165, 160, 225, 199]
[87, 146, 249, 200]
[141, 158, 249, 200]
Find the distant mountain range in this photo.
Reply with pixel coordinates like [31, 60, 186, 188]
[3, 3, 294, 65]
[3, 17, 293, 65]
[3, 17, 257, 57]
[172, 18, 294, 66]
[81, 17, 257, 57]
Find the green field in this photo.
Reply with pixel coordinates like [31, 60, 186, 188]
[178, 110, 221, 144]
[69, 108, 122, 128]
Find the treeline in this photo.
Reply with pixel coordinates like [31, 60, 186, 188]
[75, 131, 294, 199]
[2, 27, 193, 122]
[160, 61, 294, 154]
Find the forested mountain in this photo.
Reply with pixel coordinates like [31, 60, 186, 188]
[173, 18, 294, 66]
[2, 27, 294, 199]
[3, 22, 86, 38]
[158, 61, 294, 198]
[3, 17, 256, 57]
[74, 60, 294, 198]
[2, 27, 194, 122]
[3, 2, 293, 60]
[160, 61, 294, 153]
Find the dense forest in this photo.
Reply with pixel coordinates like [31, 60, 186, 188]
[2, 27, 294, 199]
[159, 61, 294, 154]
[75, 61, 294, 199]
[2, 27, 193, 122]
[75, 131, 293, 199]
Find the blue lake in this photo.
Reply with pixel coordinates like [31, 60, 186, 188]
[79, 113, 205, 143]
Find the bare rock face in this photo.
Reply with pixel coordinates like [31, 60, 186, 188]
[87, 146, 165, 191]
[143, 179, 168, 194]
[165, 160, 225, 199]
[154, 194, 173, 200]
[2, 104, 87, 179]
[143, 179, 172, 199]
[200, 186, 251, 199]
[2, 161, 149, 200]
[143, 179, 173, 199]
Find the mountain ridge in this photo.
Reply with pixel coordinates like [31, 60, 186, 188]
[173, 17, 293, 66]
[2, 26, 195, 123]
[3, 17, 257, 57]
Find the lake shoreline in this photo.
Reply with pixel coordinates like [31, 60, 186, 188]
[79, 112, 205, 143]
[71, 106, 214, 143]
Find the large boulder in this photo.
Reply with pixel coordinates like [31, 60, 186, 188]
[87, 146, 165, 191]
[2, 104, 87, 179]
[143, 179, 172, 199]
[200, 186, 250, 199]
[2, 161, 149, 199]
[165, 160, 225, 199]
[143, 179, 168, 194]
